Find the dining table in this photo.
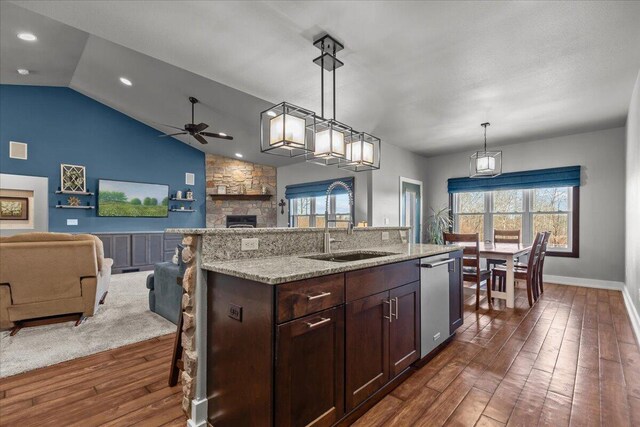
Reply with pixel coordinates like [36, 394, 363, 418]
[478, 242, 532, 308]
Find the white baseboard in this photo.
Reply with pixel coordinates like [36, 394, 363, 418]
[187, 397, 208, 427]
[543, 274, 639, 345]
[543, 274, 624, 290]
[622, 285, 640, 346]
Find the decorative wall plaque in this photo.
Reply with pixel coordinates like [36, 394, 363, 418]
[0, 197, 29, 220]
[60, 164, 86, 193]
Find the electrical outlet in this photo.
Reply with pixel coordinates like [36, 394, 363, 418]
[382, 231, 390, 241]
[241, 238, 259, 251]
[433, 332, 441, 341]
[67, 219, 78, 226]
[384, 217, 390, 225]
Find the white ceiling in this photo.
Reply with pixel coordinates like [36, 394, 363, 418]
[6, 1, 640, 159]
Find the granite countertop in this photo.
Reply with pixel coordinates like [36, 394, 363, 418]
[201, 243, 461, 285]
[166, 226, 410, 235]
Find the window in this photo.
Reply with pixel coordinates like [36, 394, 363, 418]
[289, 193, 352, 228]
[452, 186, 579, 257]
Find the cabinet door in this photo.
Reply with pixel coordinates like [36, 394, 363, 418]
[112, 234, 131, 269]
[94, 234, 113, 260]
[449, 251, 464, 334]
[148, 234, 164, 264]
[345, 291, 390, 411]
[389, 281, 420, 377]
[276, 306, 344, 427]
[131, 234, 150, 266]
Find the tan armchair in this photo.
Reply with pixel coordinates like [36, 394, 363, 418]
[0, 232, 113, 331]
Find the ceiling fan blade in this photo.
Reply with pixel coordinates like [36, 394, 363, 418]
[194, 122, 209, 132]
[159, 132, 188, 137]
[154, 122, 185, 131]
[194, 134, 208, 145]
[200, 131, 234, 141]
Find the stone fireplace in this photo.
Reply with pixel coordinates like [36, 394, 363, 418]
[205, 154, 277, 228]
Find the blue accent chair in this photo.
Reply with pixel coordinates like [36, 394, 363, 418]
[146, 244, 185, 324]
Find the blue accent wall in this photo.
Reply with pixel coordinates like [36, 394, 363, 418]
[0, 85, 205, 232]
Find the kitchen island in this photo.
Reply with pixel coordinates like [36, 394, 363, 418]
[166, 227, 463, 427]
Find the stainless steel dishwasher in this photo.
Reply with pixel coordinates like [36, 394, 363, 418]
[420, 254, 455, 358]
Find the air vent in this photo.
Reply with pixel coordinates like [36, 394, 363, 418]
[9, 141, 27, 160]
[185, 173, 195, 186]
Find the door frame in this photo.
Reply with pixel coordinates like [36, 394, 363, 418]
[399, 177, 423, 244]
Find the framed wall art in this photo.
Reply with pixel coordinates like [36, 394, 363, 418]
[60, 164, 86, 193]
[0, 197, 29, 221]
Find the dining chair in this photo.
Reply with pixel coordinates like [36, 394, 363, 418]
[492, 232, 544, 307]
[535, 231, 551, 297]
[443, 232, 492, 310]
[487, 229, 521, 270]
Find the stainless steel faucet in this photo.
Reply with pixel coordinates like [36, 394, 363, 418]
[323, 180, 354, 253]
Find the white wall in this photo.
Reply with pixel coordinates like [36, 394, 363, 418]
[370, 143, 429, 233]
[424, 127, 626, 282]
[276, 162, 370, 227]
[625, 70, 640, 314]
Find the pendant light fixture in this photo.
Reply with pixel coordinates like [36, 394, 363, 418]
[260, 34, 380, 171]
[470, 122, 502, 178]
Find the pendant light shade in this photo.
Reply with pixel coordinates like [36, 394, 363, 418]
[260, 102, 315, 157]
[470, 122, 502, 178]
[340, 132, 380, 171]
[307, 119, 351, 165]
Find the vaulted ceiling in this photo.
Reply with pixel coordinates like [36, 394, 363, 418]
[4, 1, 640, 165]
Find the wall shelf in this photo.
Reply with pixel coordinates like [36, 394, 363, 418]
[55, 191, 94, 196]
[170, 209, 196, 212]
[170, 198, 196, 202]
[209, 194, 272, 201]
[55, 205, 95, 209]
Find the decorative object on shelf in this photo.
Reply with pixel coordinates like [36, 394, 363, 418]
[176, 190, 183, 199]
[67, 196, 81, 207]
[186, 190, 193, 200]
[470, 122, 502, 178]
[157, 96, 233, 144]
[278, 198, 287, 215]
[238, 184, 246, 195]
[217, 185, 226, 195]
[261, 185, 268, 195]
[0, 197, 28, 220]
[260, 34, 381, 171]
[60, 164, 86, 193]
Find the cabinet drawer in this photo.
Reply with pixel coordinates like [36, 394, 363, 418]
[276, 274, 345, 323]
[345, 259, 420, 302]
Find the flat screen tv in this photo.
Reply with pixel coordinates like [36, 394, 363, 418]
[98, 179, 169, 217]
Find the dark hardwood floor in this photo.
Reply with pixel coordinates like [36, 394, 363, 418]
[1, 283, 638, 426]
[0, 334, 185, 427]
[354, 283, 640, 427]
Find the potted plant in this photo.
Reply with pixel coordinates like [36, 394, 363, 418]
[426, 206, 453, 244]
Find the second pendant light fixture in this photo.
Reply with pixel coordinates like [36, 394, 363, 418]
[260, 34, 380, 171]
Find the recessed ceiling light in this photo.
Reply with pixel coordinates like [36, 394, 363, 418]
[17, 69, 30, 75]
[219, 132, 227, 137]
[235, 153, 243, 158]
[119, 77, 132, 86]
[266, 111, 277, 117]
[17, 32, 37, 41]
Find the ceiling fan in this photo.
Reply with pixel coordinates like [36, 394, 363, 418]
[158, 97, 233, 144]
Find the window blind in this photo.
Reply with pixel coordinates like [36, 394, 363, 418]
[285, 177, 354, 199]
[447, 166, 581, 193]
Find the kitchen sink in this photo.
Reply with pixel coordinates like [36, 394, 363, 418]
[302, 251, 396, 263]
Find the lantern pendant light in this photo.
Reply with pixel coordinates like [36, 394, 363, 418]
[260, 34, 381, 171]
[470, 122, 502, 178]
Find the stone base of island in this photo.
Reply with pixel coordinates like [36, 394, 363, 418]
[166, 226, 463, 427]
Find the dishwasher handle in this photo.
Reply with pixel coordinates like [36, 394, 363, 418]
[421, 258, 455, 268]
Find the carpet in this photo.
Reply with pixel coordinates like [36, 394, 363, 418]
[0, 271, 176, 378]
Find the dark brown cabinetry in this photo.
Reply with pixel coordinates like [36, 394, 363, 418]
[345, 290, 390, 410]
[207, 258, 455, 427]
[94, 232, 180, 274]
[276, 306, 344, 427]
[448, 251, 464, 334]
[389, 281, 420, 377]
